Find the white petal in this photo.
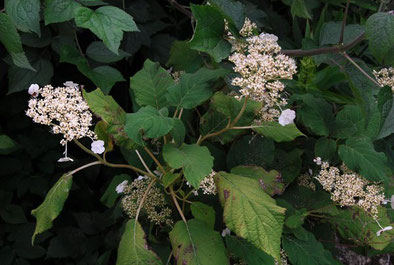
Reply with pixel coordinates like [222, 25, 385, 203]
[58, 157, 74, 163]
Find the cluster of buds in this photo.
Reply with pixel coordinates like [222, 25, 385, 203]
[227, 18, 297, 122]
[118, 176, 172, 226]
[314, 159, 385, 219]
[373, 67, 394, 92]
[298, 171, 316, 191]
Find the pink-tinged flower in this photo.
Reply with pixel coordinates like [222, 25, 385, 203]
[278, 109, 296, 126]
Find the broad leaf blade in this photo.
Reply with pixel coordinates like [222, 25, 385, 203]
[0, 13, 34, 70]
[169, 219, 229, 265]
[253, 122, 304, 142]
[130, 59, 173, 109]
[74, 6, 139, 54]
[116, 219, 163, 265]
[338, 137, 388, 182]
[44, 0, 81, 24]
[216, 172, 286, 260]
[31, 174, 73, 244]
[5, 0, 41, 36]
[163, 144, 214, 188]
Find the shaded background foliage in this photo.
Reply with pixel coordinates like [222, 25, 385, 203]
[0, 0, 393, 264]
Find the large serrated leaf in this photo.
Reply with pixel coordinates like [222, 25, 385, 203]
[31, 174, 73, 244]
[5, 0, 41, 36]
[125, 106, 175, 145]
[0, 13, 34, 70]
[365, 12, 394, 64]
[83, 88, 135, 149]
[169, 219, 229, 265]
[116, 219, 163, 265]
[216, 172, 286, 260]
[338, 137, 388, 182]
[74, 6, 139, 54]
[253, 122, 305, 142]
[130, 59, 173, 109]
[163, 144, 214, 188]
[44, 0, 81, 25]
[189, 5, 231, 62]
[283, 228, 341, 265]
[167, 68, 229, 109]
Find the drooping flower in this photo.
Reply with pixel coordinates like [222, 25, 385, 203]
[28, 84, 40, 97]
[278, 109, 296, 126]
[377, 226, 393, 237]
[116, 180, 128, 194]
[91, 140, 105, 154]
[221, 228, 231, 237]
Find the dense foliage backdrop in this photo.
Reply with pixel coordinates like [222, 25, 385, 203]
[0, 0, 393, 265]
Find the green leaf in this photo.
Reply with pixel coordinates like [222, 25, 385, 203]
[189, 5, 231, 62]
[130, 59, 173, 109]
[0, 135, 17, 155]
[284, 208, 307, 229]
[44, 0, 81, 25]
[0, 13, 34, 70]
[328, 207, 393, 250]
[208, 0, 245, 32]
[59, 45, 124, 93]
[116, 219, 163, 265]
[125, 106, 175, 145]
[100, 174, 132, 208]
[169, 219, 229, 265]
[8, 58, 53, 94]
[365, 12, 394, 64]
[273, 148, 303, 183]
[292, 94, 334, 136]
[377, 87, 394, 139]
[166, 68, 229, 109]
[163, 144, 214, 188]
[216, 172, 286, 260]
[283, 228, 341, 265]
[5, 0, 41, 36]
[314, 137, 337, 162]
[162, 173, 180, 189]
[166, 41, 204, 73]
[74, 6, 139, 54]
[211, 92, 262, 126]
[169, 119, 185, 145]
[319, 22, 364, 46]
[226, 135, 275, 170]
[31, 174, 73, 244]
[83, 88, 135, 149]
[332, 105, 365, 139]
[253, 122, 305, 142]
[86, 41, 130, 63]
[338, 137, 388, 182]
[230, 165, 285, 196]
[291, 0, 312, 19]
[225, 236, 275, 265]
[190, 202, 216, 229]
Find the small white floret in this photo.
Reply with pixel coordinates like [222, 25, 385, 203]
[28, 84, 40, 96]
[91, 140, 105, 154]
[278, 109, 296, 126]
[313, 157, 322, 166]
[63, 81, 79, 89]
[57, 157, 74, 163]
[221, 228, 231, 237]
[376, 226, 393, 237]
[116, 180, 128, 194]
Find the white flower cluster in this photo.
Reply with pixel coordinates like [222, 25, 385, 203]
[314, 160, 385, 219]
[26, 82, 96, 146]
[227, 18, 297, 122]
[187, 170, 217, 196]
[373, 67, 394, 92]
